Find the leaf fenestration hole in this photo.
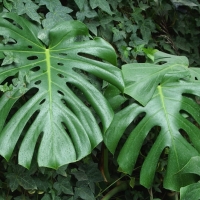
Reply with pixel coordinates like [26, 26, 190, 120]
[35, 80, 41, 85]
[157, 61, 167, 65]
[6, 88, 39, 122]
[58, 63, 64, 66]
[61, 122, 75, 144]
[7, 39, 17, 45]
[78, 52, 103, 62]
[4, 17, 23, 30]
[28, 45, 33, 49]
[27, 56, 38, 60]
[179, 128, 192, 145]
[58, 90, 64, 96]
[39, 99, 46, 105]
[57, 74, 64, 78]
[30, 66, 40, 72]
[195, 77, 198, 80]
[114, 112, 147, 155]
[59, 53, 67, 56]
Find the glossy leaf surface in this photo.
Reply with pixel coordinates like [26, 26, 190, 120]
[104, 53, 200, 191]
[0, 13, 124, 169]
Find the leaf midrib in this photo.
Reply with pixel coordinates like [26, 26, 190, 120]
[158, 85, 181, 176]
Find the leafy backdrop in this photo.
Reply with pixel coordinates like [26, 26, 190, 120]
[0, 0, 200, 199]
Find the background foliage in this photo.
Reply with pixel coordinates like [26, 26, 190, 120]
[0, 0, 200, 199]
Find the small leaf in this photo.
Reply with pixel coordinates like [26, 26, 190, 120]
[74, 185, 95, 200]
[129, 177, 135, 188]
[3, 0, 13, 11]
[24, 1, 41, 23]
[140, 18, 155, 42]
[82, 163, 103, 182]
[39, 0, 62, 12]
[41, 194, 51, 200]
[76, 3, 97, 21]
[6, 165, 37, 192]
[71, 170, 88, 181]
[143, 48, 158, 61]
[138, 2, 150, 10]
[13, 0, 41, 23]
[56, 164, 68, 177]
[74, 0, 86, 10]
[2, 51, 15, 66]
[0, 83, 13, 92]
[112, 27, 126, 42]
[89, 0, 113, 15]
[2, 36, 16, 45]
[39, 0, 61, 11]
[53, 175, 73, 195]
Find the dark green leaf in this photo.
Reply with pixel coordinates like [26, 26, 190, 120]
[140, 18, 155, 42]
[24, 1, 41, 23]
[71, 170, 88, 181]
[76, 3, 97, 21]
[13, 0, 41, 23]
[6, 166, 37, 192]
[3, 0, 13, 11]
[82, 163, 103, 182]
[53, 175, 73, 195]
[41, 194, 51, 200]
[39, 0, 61, 11]
[89, 0, 113, 15]
[56, 164, 68, 177]
[74, 0, 86, 10]
[74, 185, 95, 200]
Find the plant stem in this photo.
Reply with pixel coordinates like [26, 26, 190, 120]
[96, 174, 127, 198]
[101, 181, 129, 200]
[148, 188, 153, 200]
[100, 143, 111, 182]
[167, 191, 179, 200]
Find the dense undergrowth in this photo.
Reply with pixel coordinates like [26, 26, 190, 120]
[0, 0, 200, 199]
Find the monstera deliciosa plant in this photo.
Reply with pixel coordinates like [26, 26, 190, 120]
[104, 51, 200, 192]
[0, 13, 124, 169]
[1, 11, 200, 198]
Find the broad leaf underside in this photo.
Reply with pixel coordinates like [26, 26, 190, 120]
[105, 54, 200, 191]
[0, 13, 124, 169]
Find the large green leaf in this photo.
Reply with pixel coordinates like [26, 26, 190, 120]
[0, 13, 124, 169]
[104, 55, 200, 191]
